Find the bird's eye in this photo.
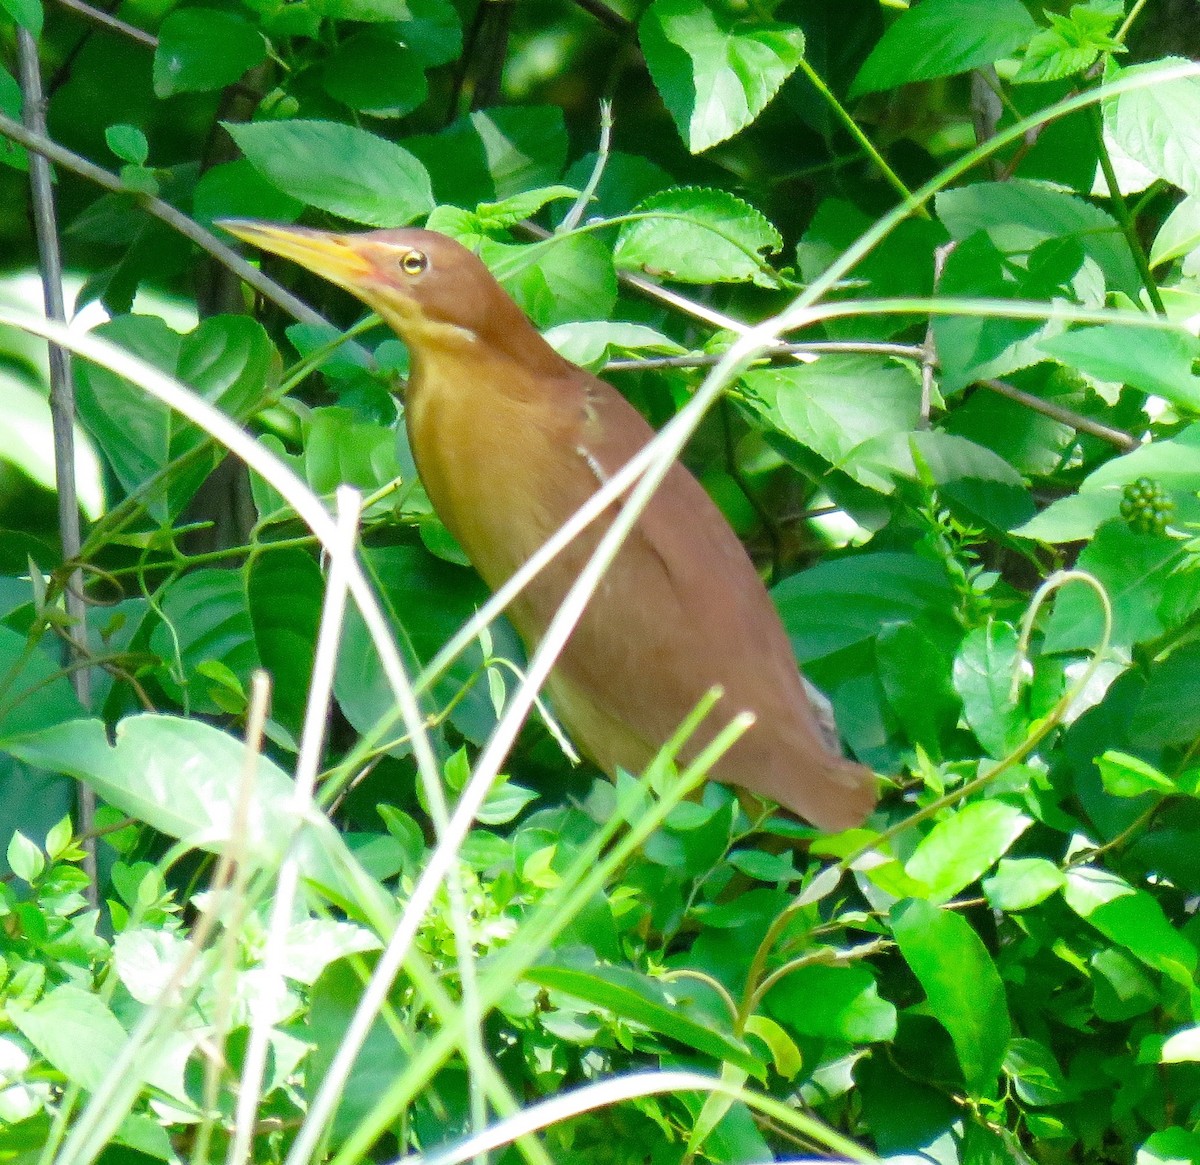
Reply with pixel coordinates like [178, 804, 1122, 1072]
[400, 250, 428, 276]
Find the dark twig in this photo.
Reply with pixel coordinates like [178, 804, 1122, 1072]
[55, 0, 156, 47]
[17, 27, 97, 892]
[606, 347, 1139, 452]
[518, 220, 754, 333]
[569, 0, 629, 31]
[921, 242, 954, 426]
[979, 379, 1139, 451]
[719, 398, 781, 582]
[471, 0, 514, 111]
[0, 114, 1139, 461]
[603, 340, 924, 373]
[1090, 101, 1167, 316]
[0, 111, 327, 330]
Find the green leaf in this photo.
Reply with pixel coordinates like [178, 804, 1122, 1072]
[743, 1015, 801, 1079]
[851, 0, 1037, 96]
[0, 626, 84, 739]
[1106, 58, 1200, 196]
[475, 185, 580, 228]
[1160, 1026, 1200, 1063]
[226, 120, 433, 227]
[1016, 424, 1200, 543]
[44, 815, 72, 860]
[9, 986, 128, 1094]
[477, 781, 538, 826]
[639, 0, 805, 153]
[797, 199, 945, 341]
[876, 621, 961, 756]
[302, 407, 400, 496]
[314, 0, 459, 47]
[559, 149, 673, 225]
[193, 159, 305, 228]
[104, 125, 148, 166]
[391, 0, 461, 65]
[727, 848, 797, 883]
[1015, 2, 1122, 84]
[953, 622, 1026, 757]
[983, 857, 1065, 911]
[1039, 325, 1200, 410]
[323, 32, 428, 118]
[0, 0, 41, 37]
[6, 831, 43, 884]
[773, 552, 957, 662]
[903, 430, 1035, 534]
[246, 550, 322, 741]
[1138, 1129, 1200, 1165]
[1063, 866, 1197, 981]
[1003, 1038, 1070, 1105]
[1096, 750, 1177, 798]
[614, 187, 782, 285]
[308, 957, 408, 1140]
[1091, 946, 1159, 1021]
[0, 67, 28, 171]
[1150, 195, 1200, 268]
[891, 898, 1011, 1096]
[6, 716, 394, 925]
[73, 314, 277, 520]
[482, 233, 617, 328]
[1131, 642, 1200, 748]
[526, 954, 761, 1074]
[335, 546, 521, 750]
[765, 964, 897, 1043]
[935, 179, 1140, 300]
[406, 106, 567, 207]
[743, 355, 921, 488]
[906, 802, 1032, 902]
[542, 321, 685, 372]
[931, 232, 1065, 395]
[1042, 522, 1200, 655]
[1137, 1127, 1200, 1165]
[148, 569, 259, 716]
[153, 9, 266, 98]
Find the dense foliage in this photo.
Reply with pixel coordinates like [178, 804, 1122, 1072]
[2, 0, 1200, 1162]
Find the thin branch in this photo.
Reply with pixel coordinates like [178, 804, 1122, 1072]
[979, 379, 1139, 451]
[1089, 101, 1166, 316]
[559, 100, 612, 234]
[16, 27, 97, 892]
[0, 111, 327, 330]
[719, 397, 781, 582]
[603, 341, 916, 373]
[0, 97, 1143, 464]
[568, 0, 629, 31]
[921, 242, 954, 427]
[798, 56, 924, 214]
[1114, 0, 1149, 42]
[607, 344, 1139, 453]
[54, 0, 157, 47]
[517, 220, 754, 333]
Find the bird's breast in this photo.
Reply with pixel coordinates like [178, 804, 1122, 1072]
[403, 349, 587, 604]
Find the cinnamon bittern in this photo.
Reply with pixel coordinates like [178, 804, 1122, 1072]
[222, 221, 876, 832]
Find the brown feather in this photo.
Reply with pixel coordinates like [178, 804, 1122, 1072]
[221, 222, 877, 831]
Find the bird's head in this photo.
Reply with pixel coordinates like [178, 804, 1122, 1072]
[220, 221, 543, 359]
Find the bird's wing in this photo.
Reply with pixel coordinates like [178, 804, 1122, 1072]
[537, 370, 875, 830]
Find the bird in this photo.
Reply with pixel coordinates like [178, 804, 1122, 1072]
[220, 220, 877, 832]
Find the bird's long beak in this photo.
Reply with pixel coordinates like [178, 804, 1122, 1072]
[219, 219, 376, 290]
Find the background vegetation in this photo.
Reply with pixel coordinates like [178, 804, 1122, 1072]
[1, 0, 1199, 1161]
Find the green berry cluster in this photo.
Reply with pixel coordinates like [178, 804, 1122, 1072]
[1120, 477, 1175, 535]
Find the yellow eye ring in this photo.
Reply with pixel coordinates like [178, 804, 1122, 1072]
[401, 250, 428, 276]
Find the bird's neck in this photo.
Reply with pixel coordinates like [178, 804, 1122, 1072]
[400, 313, 572, 405]
[400, 327, 579, 587]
